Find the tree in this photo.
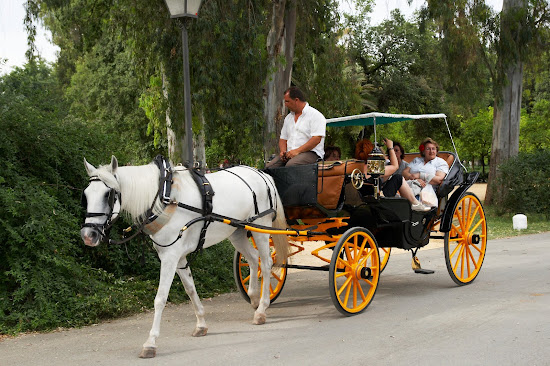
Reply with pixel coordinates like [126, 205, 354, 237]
[457, 107, 493, 175]
[424, 0, 550, 204]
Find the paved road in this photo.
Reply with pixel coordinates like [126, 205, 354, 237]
[1, 233, 549, 366]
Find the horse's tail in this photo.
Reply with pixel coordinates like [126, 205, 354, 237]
[271, 186, 290, 267]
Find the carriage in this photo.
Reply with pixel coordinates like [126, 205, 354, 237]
[233, 112, 487, 316]
[81, 112, 487, 358]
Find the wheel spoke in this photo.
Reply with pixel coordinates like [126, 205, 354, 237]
[336, 257, 352, 270]
[360, 277, 374, 287]
[353, 280, 358, 308]
[464, 244, 472, 277]
[454, 211, 467, 235]
[356, 281, 367, 302]
[469, 217, 485, 233]
[452, 244, 465, 272]
[466, 205, 480, 230]
[344, 244, 353, 265]
[337, 275, 353, 297]
[470, 243, 482, 254]
[449, 241, 461, 259]
[358, 235, 368, 255]
[466, 244, 478, 270]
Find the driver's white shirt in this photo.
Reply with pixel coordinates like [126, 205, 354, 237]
[280, 103, 326, 158]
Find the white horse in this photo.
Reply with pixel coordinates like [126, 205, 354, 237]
[80, 156, 289, 358]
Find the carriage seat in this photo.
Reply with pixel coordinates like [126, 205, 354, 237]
[317, 159, 365, 209]
[403, 151, 462, 198]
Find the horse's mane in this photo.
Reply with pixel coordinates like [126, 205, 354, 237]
[96, 163, 164, 224]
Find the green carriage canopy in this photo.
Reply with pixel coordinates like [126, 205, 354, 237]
[326, 112, 447, 127]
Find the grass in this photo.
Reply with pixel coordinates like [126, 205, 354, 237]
[485, 205, 550, 240]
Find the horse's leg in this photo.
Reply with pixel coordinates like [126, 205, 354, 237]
[229, 229, 261, 310]
[250, 232, 273, 325]
[139, 256, 178, 359]
[175, 257, 208, 337]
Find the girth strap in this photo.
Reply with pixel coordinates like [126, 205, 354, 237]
[189, 167, 214, 216]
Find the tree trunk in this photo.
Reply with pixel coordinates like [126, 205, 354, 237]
[263, 0, 297, 162]
[485, 0, 524, 204]
[194, 110, 206, 169]
[162, 70, 182, 165]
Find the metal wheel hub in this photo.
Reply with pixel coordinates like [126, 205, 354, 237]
[467, 233, 480, 245]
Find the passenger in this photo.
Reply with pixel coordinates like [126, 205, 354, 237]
[266, 86, 326, 168]
[402, 137, 449, 192]
[393, 141, 408, 175]
[361, 138, 431, 212]
[324, 146, 341, 161]
[354, 138, 374, 162]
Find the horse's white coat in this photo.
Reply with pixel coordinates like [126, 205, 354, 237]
[81, 157, 289, 358]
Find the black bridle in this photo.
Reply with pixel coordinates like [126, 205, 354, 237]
[81, 177, 121, 243]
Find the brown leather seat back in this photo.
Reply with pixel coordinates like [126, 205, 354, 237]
[317, 160, 365, 209]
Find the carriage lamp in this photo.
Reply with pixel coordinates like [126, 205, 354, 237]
[163, 0, 204, 166]
[366, 143, 386, 176]
[164, 0, 202, 18]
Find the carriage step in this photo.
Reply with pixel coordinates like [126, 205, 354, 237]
[414, 268, 435, 274]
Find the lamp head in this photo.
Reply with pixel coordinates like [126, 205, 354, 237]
[366, 143, 386, 176]
[164, 0, 203, 18]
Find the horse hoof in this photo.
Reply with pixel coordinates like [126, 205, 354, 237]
[192, 327, 208, 337]
[139, 347, 157, 358]
[253, 313, 266, 325]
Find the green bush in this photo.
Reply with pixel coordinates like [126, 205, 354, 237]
[0, 63, 235, 335]
[495, 150, 550, 216]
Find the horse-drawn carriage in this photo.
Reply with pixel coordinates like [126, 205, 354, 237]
[234, 112, 487, 315]
[81, 112, 487, 357]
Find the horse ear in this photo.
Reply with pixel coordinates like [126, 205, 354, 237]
[84, 158, 96, 176]
[110, 155, 118, 174]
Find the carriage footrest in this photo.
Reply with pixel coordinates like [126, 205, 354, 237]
[414, 268, 435, 274]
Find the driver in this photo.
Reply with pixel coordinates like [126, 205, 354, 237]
[266, 86, 326, 168]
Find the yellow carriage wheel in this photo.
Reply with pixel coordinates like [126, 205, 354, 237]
[444, 193, 487, 285]
[329, 227, 380, 316]
[378, 247, 391, 273]
[233, 237, 287, 303]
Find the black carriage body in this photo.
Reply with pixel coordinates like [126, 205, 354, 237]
[264, 151, 477, 251]
[265, 162, 436, 250]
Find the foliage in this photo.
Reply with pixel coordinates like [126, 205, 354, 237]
[456, 107, 493, 173]
[493, 150, 550, 216]
[0, 64, 235, 334]
[520, 100, 550, 152]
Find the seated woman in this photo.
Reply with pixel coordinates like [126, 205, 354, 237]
[357, 138, 430, 212]
[393, 141, 408, 175]
[402, 137, 449, 192]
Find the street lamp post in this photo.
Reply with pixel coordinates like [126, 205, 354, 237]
[163, 0, 203, 166]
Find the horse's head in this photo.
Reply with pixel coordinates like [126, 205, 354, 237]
[81, 156, 121, 247]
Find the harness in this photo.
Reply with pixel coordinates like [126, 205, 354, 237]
[82, 156, 278, 268]
[81, 177, 121, 243]
[152, 164, 278, 269]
